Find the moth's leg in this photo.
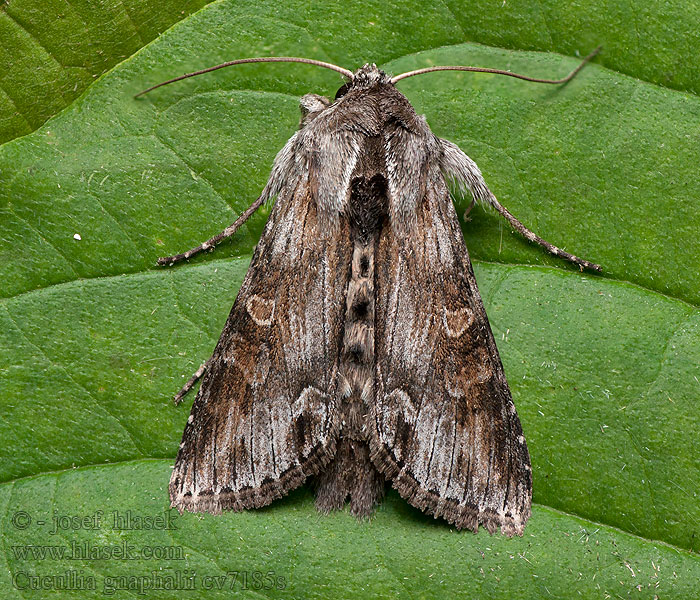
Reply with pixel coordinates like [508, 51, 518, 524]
[440, 138, 601, 272]
[489, 196, 601, 272]
[173, 360, 209, 405]
[158, 194, 265, 266]
[462, 198, 476, 221]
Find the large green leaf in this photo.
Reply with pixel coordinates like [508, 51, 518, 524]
[1, 0, 699, 597]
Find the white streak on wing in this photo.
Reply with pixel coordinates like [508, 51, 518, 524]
[430, 408, 456, 496]
[303, 262, 325, 372]
[251, 397, 275, 484]
[412, 401, 441, 482]
[394, 289, 417, 372]
[215, 388, 238, 491]
[384, 257, 403, 380]
[270, 394, 293, 472]
[404, 303, 433, 384]
[424, 205, 439, 267]
[292, 386, 320, 415]
[431, 197, 454, 266]
[445, 417, 467, 499]
[271, 190, 298, 258]
[469, 417, 484, 507]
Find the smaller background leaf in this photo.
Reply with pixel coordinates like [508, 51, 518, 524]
[0, 0, 213, 144]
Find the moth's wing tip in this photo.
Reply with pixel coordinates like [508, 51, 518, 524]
[498, 516, 528, 538]
[168, 494, 186, 515]
[371, 444, 531, 536]
[168, 479, 186, 514]
[168, 490, 228, 515]
[166, 462, 320, 516]
[452, 510, 529, 537]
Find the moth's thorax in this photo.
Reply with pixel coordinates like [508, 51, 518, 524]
[298, 65, 394, 126]
[292, 65, 443, 231]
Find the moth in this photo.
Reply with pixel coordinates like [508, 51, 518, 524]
[139, 50, 601, 536]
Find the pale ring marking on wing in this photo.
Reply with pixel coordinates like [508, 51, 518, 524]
[442, 306, 474, 338]
[246, 295, 275, 326]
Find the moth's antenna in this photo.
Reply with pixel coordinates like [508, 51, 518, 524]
[135, 57, 354, 98]
[390, 46, 601, 85]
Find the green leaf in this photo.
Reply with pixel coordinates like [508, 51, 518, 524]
[1, 0, 699, 597]
[0, 0, 213, 145]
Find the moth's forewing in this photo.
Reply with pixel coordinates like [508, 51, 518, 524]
[169, 178, 352, 513]
[368, 85, 532, 536]
[370, 184, 532, 534]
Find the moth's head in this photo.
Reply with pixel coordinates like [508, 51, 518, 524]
[298, 64, 392, 126]
[334, 63, 391, 99]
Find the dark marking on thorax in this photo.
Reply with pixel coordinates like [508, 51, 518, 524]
[347, 135, 388, 240]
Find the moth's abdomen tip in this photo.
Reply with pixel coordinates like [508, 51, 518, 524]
[500, 520, 526, 538]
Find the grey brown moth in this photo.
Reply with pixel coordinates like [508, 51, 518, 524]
[139, 50, 601, 536]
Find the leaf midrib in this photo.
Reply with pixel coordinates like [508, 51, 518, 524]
[3, 256, 698, 310]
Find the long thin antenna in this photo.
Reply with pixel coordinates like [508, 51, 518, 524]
[135, 57, 354, 98]
[390, 46, 601, 85]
